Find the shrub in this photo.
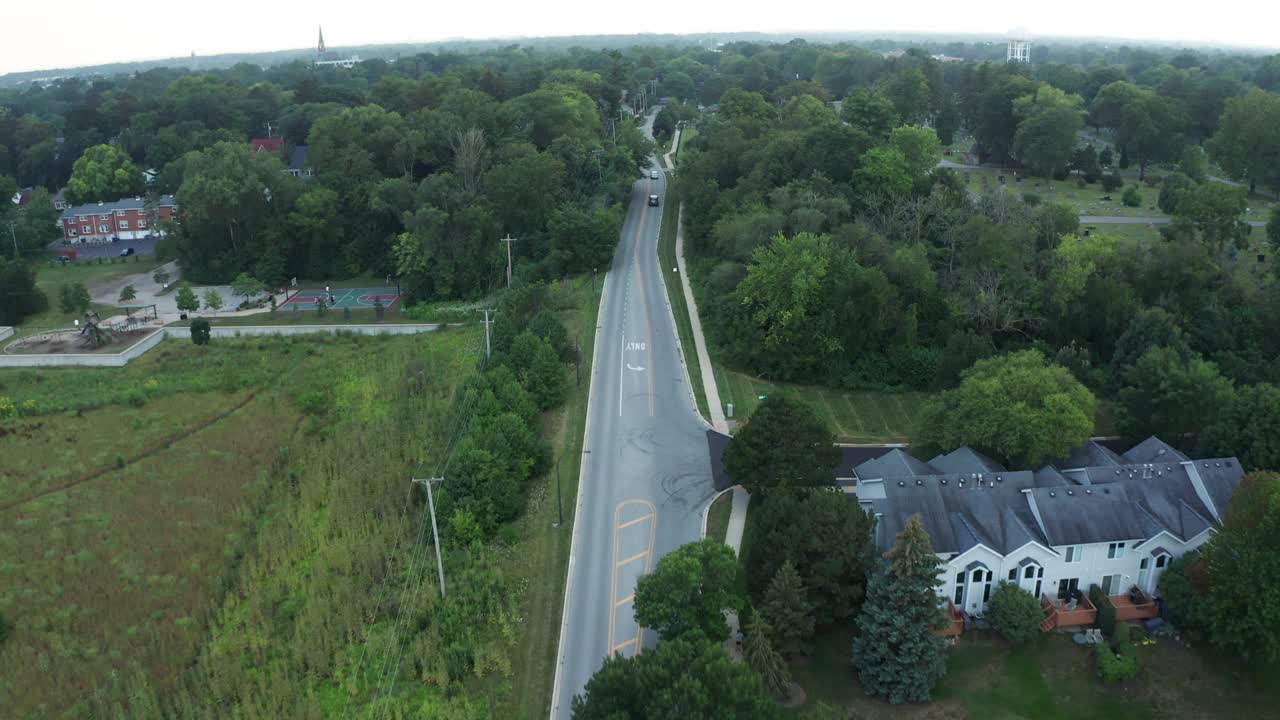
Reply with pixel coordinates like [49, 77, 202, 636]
[0, 396, 16, 420]
[1111, 620, 1131, 650]
[1021, 192, 1041, 206]
[1122, 185, 1142, 207]
[1095, 643, 1138, 684]
[0, 610, 10, 644]
[190, 318, 211, 346]
[987, 582, 1043, 645]
[1101, 174, 1124, 192]
[1089, 585, 1117, 637]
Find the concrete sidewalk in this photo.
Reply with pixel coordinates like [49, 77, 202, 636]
[674, 204, 729, 434]
[724, 485, 749, 554]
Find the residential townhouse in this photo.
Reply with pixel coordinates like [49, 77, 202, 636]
[849, 437, 1242, 632]
[59, 195, 177, 244]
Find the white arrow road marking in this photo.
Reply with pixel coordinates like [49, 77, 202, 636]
[626, 364, 646, 372]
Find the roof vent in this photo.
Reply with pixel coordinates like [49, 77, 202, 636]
[1203, 463, 1209, 468]
[1103, 488, 1111, 494]
[1049, 491, 1056, 498]
[97, 201, 104, 206]
[1067, 489, 1074, 496]
[996, 475, 1003, 483]
[1156, 448, 1166, 456]
[1085, 488, 1093, 494]
[1214, 462, 1220, 467]
[898, 480, 905, 487]
[1115, 469, 1121, 475]
[916, 479, 923, 486]
[1225, 460, 1233, 467]
[941, 479, 948, 485]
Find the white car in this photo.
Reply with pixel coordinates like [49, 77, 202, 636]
[649, 170, 659, 179]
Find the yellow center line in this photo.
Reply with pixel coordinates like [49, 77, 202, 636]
[617, 512, 655, 530]
[614, 594, 634, 607]
[616, 550, 650, 567]
[611, 637, 638, 653]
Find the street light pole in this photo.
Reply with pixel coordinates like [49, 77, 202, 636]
[411, 477, 448, 599]
[499, 234, 518, 289]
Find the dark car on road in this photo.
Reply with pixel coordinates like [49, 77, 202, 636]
[120, 247, 135, 257]
[647, 194, 659, 207]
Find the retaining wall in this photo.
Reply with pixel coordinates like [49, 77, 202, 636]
[0, 324, 438, 368]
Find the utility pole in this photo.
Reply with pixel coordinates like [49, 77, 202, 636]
[499, 234, 518, 289]
[8, 221, 17, 259]
[411, 477, 447, 599]
[482, 309, 494, 359]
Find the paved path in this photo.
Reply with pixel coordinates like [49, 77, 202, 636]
[723, 486, 749, 555]
[550, 109, 717, 719]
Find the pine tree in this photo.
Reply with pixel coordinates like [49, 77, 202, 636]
[760, 559, 814, 657]
[743, 614, 791, 700]
[851, 514, 948, 704]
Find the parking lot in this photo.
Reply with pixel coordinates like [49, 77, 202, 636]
[46, 235, 161, 260]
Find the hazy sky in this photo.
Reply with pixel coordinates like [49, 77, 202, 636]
[3, 0, 1277, 74]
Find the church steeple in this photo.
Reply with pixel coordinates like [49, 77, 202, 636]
[318, 26, 326, 55]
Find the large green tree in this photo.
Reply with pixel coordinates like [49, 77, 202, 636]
[1012, 84, 1085, 184]
[889, 126, 942, 181]
[1199, 472, 1280, 660]
[723, 395, 839, 495]
[987, 582, 1044, 645]
[0, 257, 46, 325]
[743, 489, 876, 626]
[852, 515, 948, 704]
[1117, 346, 1235, 441]
[759, 559, 815, 657]
[743, 614, 791, 700]
[633, 539, 743, 642]
[916, 350, 1097, 467]
[1169, 182, 1251, 252]
[66, 143, 144, 204]
[571, 638, 777, 720]
[1200, 384, 1280, 471]
[1092, 81, 1187, 179]
[841, 87, 899, 139]
[1207, 89, 1280, 195]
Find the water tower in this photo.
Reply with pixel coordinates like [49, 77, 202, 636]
[1007, 28, 1032, 64]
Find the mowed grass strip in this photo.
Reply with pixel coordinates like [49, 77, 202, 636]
[656, 184, 710, 420]
[720, 368, 925, 443]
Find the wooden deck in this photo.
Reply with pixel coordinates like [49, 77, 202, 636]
[1111, 591, 1159, 621]
[935, 600, 965, 637]
[1040, 593, 1098, 631]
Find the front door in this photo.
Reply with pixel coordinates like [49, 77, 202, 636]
[1138, 557, 1152, 594]
[967, 568, 992, 614]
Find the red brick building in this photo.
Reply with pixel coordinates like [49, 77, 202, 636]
[59, 195, 177, 244]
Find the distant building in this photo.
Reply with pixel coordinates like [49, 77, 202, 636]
[52, 188, 69, 212]
[59, 196, 176, 244]
[1007, 30, 1032, 63]
[287, 145, 313, 178]
[931, 54, 965, 63]
[882, 48, 907, 59]
[10, 187, 34, 205]
[251, 137, 285, 154]
[314, 26, 360, 69]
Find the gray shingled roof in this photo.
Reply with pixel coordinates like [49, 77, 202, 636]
[1055, 439, 1126, 469]
[854, 437, 1243, 556]
[61, 195, 175, 220]
[289, 145, 309, 171]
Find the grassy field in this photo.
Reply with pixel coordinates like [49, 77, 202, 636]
[705, 490, 734, 544]
[657, 179, 710, 420]
[788, 627, 1280, 720]
[718, 367, 927, 444]
[14, 257, 163, 338]
[501, 274, 603, 719]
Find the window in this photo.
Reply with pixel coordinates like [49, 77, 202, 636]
[1008, 569, 1017, 581]
[1057, 578, 1079, 600]
[1102, 574, 1122, 595]
[68, 229, 77, 237]
[1024, 566, 1036, 579]
[138, 219, 147, 228]
[116, 210, 125, 216]
[99, 214, 108, 221]
[119, 221, 129, 229]
[99, 224, 109, 233]
[1155, 554, 1169, 569]
[1065, 545, 1083, 563]
[982, 571, 993, 602]
[953, 573, 964, 605]
[1108, 542, 1127, 559]
[82, 225, 91, 233]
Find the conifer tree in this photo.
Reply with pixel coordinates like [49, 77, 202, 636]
[744, 614, 791, 700]
[760, 559, 815, 657]
[851, 514, 947, 703]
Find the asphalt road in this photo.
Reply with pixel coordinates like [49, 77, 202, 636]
[549, 111, 718, 717]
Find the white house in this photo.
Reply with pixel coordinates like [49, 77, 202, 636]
[851, 437, 1242, 630]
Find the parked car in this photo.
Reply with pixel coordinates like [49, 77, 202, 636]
[120, 247, 135, 256]
[647, 194, 660, 207]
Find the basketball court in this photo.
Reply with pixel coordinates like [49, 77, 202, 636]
[278, 287, 400, 311]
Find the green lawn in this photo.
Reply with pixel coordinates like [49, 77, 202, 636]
[719, 368, 926, 444]
[705, 490, 733, 544]
[657, 179, 710, 420]
[788, 627, 1280, 720]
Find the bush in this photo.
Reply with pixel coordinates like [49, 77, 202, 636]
[1095, 643, 1138, 684]
[1111, 620, 1131, 650]
[190, 318, 211, 346]
[1122, 185, 1142, 207]
[987, 582, 1043, 645]
[0, 610, 9, 644]
[0, 396, 16, 421]
[1089, 585, 1117, 637]
[1101, 174, 1124, 192]
[1022, 192, 1041, 206]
